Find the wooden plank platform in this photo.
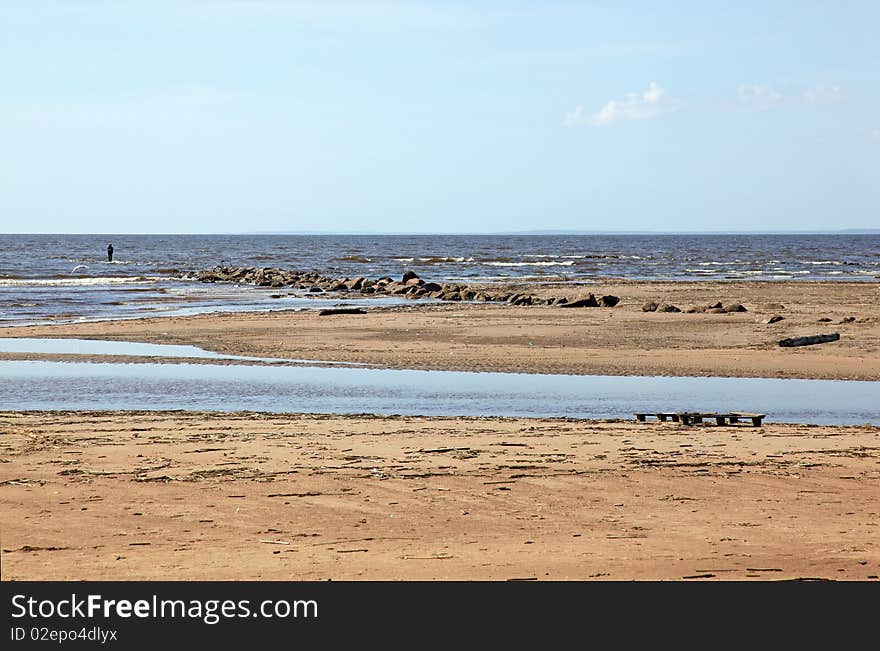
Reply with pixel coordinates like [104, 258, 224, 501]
[635, 412, 766, 427]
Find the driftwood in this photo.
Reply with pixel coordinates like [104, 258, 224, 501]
[778, 333, 840, 348]
[318, 308, 367, 316]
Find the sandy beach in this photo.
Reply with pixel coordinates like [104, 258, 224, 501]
[3, 280, 879, 380]
[1, 279, 878, 581]
[1, 411, 878, 581]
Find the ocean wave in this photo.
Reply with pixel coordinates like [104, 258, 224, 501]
[0, 276, 158, 287]
[334, 256, 372, 263]
[414, 256, 474, 264]
[484, 261, 575, 267]
[799, 260, 842, 265]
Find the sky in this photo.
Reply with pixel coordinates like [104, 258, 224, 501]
[1, 0, 878, 234]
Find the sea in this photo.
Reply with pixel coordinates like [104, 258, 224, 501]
[1, 233, 878, 326]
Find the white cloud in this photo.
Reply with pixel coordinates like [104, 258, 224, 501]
[804, 84, 844, 104]
[736, 84, 783, 111]
[736, 82, 845, 110]
[565, 82, 678, 127]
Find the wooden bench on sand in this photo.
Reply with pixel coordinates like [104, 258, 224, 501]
[635, 412, 766, 427]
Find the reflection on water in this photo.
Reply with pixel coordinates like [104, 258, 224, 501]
[1, 359, 877, 425]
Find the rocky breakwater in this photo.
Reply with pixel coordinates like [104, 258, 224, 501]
[181, 266, 620, 308]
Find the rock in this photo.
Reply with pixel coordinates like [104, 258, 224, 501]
[840, 316, 856, 323]
[656, 303, 681, 313]
[642, 301, 659, 312]
[598, 295, 619, 308]
[560, 294, 599, 308]
[421, 282, 443, 292]
[817, 317, 832, 322]
[401, 270, 420, 284]
[779, 333, 840, 347]
[723, 304, 747, 313]
[706, 307, 727, 314]
[763, 315, 784, 324]
[551, 297, 569, 305]
[308, 286, 323, 293]
[404, 277, 423, 287]
[349, 277, 365, 290]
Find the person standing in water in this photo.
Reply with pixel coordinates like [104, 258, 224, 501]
[107, 242, 114, 262]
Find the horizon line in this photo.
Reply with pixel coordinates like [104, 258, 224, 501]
[2, 229, 879, 236]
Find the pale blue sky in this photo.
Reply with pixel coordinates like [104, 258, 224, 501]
[1, 1, 878, 233]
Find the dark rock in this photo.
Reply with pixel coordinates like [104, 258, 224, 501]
[818, 317, 832, 322]
[598, 295, 619, 308]
[656, 303, 681, 313]
[840, 316, 856, 323]
[764, 315, 784, 324]
[421, 282, 443, 292]
[642, 301, 659, 312]
[401, 270, 420, 284]
[560, 294, 599, 308]
[308, 286, 323, 293]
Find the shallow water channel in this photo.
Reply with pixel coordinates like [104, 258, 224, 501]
[0, 339, 876, 424]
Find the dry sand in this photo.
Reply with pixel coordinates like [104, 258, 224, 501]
[1, 280, 878, 581]
[1, 412, 878, 581]
[3, 280, 878, 380]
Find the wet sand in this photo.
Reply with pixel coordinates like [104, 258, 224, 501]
[1, 411, 878, 581]
[2, 280, 877, 581]
[3, 280, 879, 380]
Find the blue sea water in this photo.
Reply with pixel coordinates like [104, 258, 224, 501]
[1, 233, 877, 325]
